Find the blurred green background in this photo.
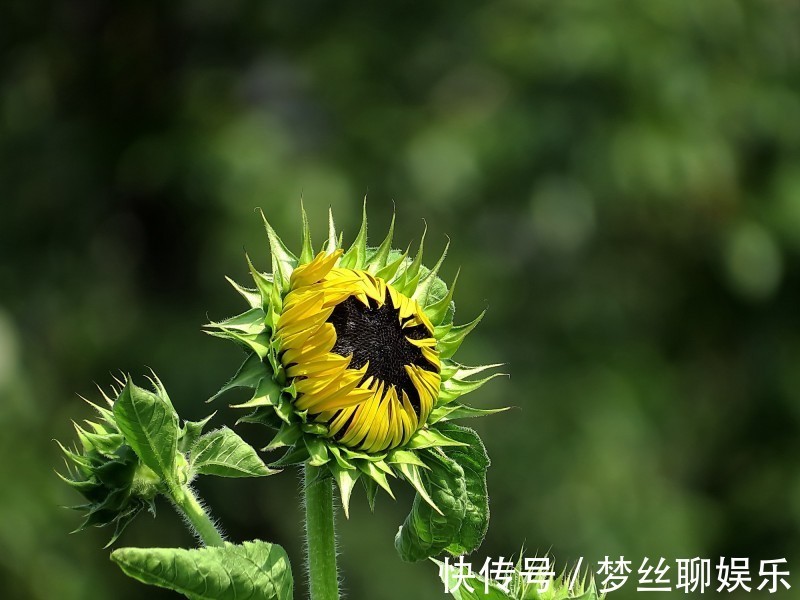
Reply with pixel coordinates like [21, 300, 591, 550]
[2, 0, 799, 598]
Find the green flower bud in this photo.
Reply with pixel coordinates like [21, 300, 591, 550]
[58, 381, 158, 547]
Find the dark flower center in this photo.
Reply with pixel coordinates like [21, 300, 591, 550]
[327, 292, 436, 412]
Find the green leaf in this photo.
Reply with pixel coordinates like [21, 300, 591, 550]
[113, 379, 180, 485]
[396, 425, 491, 562]
[190, 427, 277, 478]
[395, 449, 466, 562]
[437, 424, 490, 556]
[111, 540, 293, 600]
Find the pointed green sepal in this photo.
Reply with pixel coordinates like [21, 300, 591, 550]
[259, 209, 298, 292]
[361, 472, 379, 511]
[366, 210, 396, 274]
[235, 406, 284, 430]
[274, 397, 294, 424]
[304, 436, 330, 466]
[246, 254, 275, 307]
[358, 460, 395, 499]
[428, 404, 510, 425]
[327, 445, 357, 470]
[374, 247, 409, 281]
[406, 427, 470, 450]
[440, 362, 504, 383]
[326, 207, 338, 254]
[230, 376, 283, 409]
[299, 201, 314, 264]
[424, 269, 459, 326]
[393, 224, 426, 293]
[270, 444, 311, 468]
[263, 423, 302, 452]
[225, 277, 262, 310]
[436, 309, 486, 360]
[205, 308, 266, 336]
[330, 462, 360, 519]
[205, 330, 271, 361]
[413, 237, 449, 306]
[396, 462, 442, 515]
[208, 353, 271, 403]
[386, 448, 428, 469]
[439, 372, 507, 404]
[340, 198, 369, 269]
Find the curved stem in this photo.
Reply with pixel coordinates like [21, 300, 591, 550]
[171, 484, 226, 547]
[304, 464, 339, 600]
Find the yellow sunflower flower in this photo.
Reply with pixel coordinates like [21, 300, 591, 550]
[207, 205, 504, 515]
[279, 249, 441, 453]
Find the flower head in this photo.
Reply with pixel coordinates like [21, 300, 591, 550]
[279, 248, 441, 452]
[208, 205, 504, 515]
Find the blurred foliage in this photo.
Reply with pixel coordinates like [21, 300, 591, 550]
[2, 0, 800, 598]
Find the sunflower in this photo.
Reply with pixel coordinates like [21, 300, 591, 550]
[207, 205, 503, 515]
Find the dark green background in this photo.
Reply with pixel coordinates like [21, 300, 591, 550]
[1, 1, 798, 598]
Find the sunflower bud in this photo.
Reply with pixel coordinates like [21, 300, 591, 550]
[208, 204, 506, 561]
[58, 381, 159, 546]
[59, 373, 275, 546]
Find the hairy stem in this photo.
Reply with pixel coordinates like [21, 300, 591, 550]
[170, 484, 226, 548]
[304, 464, 339, 600]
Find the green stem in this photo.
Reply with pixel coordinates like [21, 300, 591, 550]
[304, 464, 339, 600]
[171, 484, 226, 547]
